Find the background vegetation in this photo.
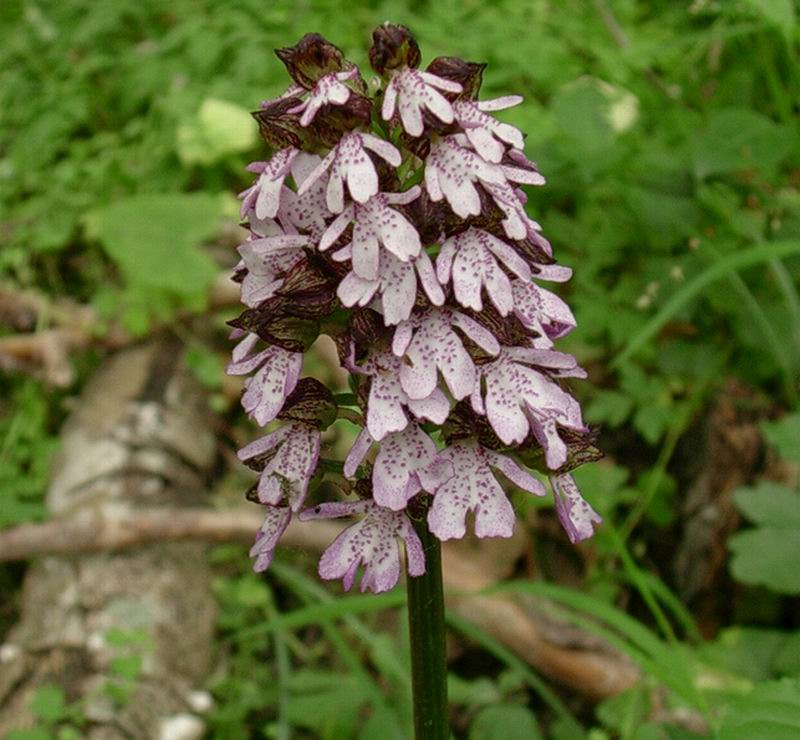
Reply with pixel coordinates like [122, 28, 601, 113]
[1, 0, 799, 737]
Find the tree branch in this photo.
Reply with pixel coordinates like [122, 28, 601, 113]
[0, 271, 240, 385]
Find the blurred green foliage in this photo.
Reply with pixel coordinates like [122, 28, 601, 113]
[2, 0, 800, 737]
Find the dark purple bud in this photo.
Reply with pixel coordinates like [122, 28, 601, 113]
[278, 378, 337, 430]
[398, 188, 446, 246]
[348, 308, 387, 349]
[464, 303, 530, 348]
[276, 33, 349, 89]
[517, 427, 603, 475]
[426, 56, 486, 99]
[274, 256, 339, 317]
[354, 476, 373, 500]
[229, 309, 320, 353]
[442, 401, 504, 450]
[228, 258, 340, 352]
[251, 96, 307, 149]
[369, 23, 420, 75]
[310, 93, 374, 147]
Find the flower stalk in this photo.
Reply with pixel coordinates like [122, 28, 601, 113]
[407, 510, 449, 740]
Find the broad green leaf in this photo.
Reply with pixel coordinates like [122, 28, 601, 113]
[358, 707, 406, 740]
[468, 705, 543, 740]
[622, 187, 702, 250]
[110, 655, 142, 681]
[698, 627, 792, 682]
[692, 109, 793, 178]
[585, 390, 633, 427]
[550, 77, 623, 174]
[773, 632, 800, 677]
[185, 345, 224, 390]
[176, 98, 258, 166]
[733, 483, 800, 526]
[83, 193, 222, 298]
[447, 675, 502, 708]
[761, 415, 800, 464]
[718, 678, 800, 739]
[30, 684, 67, 723]
[729, 527, 800, 593]
[634, 723, 705, 739]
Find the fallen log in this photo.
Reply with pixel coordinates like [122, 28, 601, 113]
[0, 341, 219, 739]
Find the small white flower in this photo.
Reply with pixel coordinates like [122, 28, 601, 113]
[424, 135, 505, 218]
[382, 68, 462, 136]
[290, 69, 357, 126]
[239, 147, 299, 220]
[453, 95, 525, 162]
[428, 441, 545, 540]
[227, 335, 303, 427]
[344, 424, 454, 510]
[298, 132, 401, 213]
[299, 499, 426, 593]
[550, 473, 602, 543]
[250, 506, 292, 572]
[320, 188, 422, 280]
[354, 349, 451, 441]
[236, 232, 310, 307]
[392, 307, 500, 401]
[471, 347, 586, 469]
[238, 422, 320, 510]
[437, 227, 531, 315]
[337, 248, 443, 325]
[511, 279, 576, 348]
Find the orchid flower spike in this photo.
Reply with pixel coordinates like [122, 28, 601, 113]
[229, 25, 600, 594]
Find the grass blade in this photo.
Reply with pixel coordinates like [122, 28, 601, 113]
[612, 240, 800, 368]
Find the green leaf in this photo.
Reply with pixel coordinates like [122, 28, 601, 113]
[110, 655, 142, 681]
[468, 705, 543, 740]
[729, 528, 800, 594]
[613, 240, 800, 367]
[742, 0, 796, 42]
[729, 483, 800, 593]
[698, 627, 793, 682]
[774, 632, 800, 677]
[30, 684, 67, 723]
[83, 193, 221, 298]
[185, 345, 224, 390]
[761, 415, 800, 464]
[585, 390, 633, 427]
[596, 684, 650, 735]
[622, 187, 702, 250]
[733, 482, 800, 526]
[285, 671, 367, 740]
[692, 109, 793, 178]
[176, 98, 258, 166]
[718, 678, 800, 739]
[358, 707, 405, 740]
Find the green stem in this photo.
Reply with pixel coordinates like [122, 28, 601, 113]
[407, 518, 449, 740]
